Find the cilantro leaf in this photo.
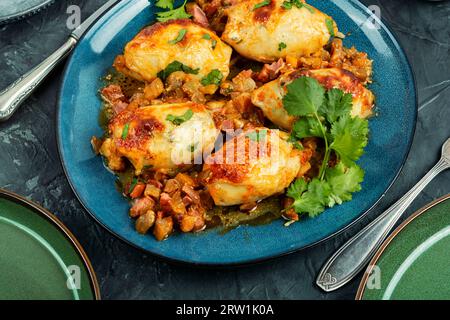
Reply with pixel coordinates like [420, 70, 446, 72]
[287, 179, 308, 199]
[287, 164, 363, 217]
[168, 29, 187, 44]
[278, 42, 287, 51]
[330, 114, 369, 165]
[292, 116, 324, 139]
[201, 69, 224, 86]
[283, 76, 325, 116]
[155, 0, 174, 10]
[319, 88, 353, 123]
[166, 109, 194, 125]
[156, 0, 191, 22]
[291, 178, 331, 217]
[326, 163, 364, 206]
[157, 61, 199, 80]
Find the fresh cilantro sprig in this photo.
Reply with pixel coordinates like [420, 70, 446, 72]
[283, 76, 369, 218]
[287, 163, 364, 217]
[156, 0, 191, 22]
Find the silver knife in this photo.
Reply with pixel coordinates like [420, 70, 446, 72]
[0, 0, 120, 121]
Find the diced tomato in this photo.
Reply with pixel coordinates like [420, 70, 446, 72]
[130, 183, 145, 199]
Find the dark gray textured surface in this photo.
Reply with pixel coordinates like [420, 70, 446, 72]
[0, 0, 449, 300]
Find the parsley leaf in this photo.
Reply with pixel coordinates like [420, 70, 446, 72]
[168, 29, 187, 44]
[278, 42, 287, 51]
[330, 114, 369, 166]
[253, 0, 271, 11]
[201, 69, 224, 86]
[166, 109, 194, 125]
[156, 0, 191, 22]
[283, 77, 325, 116]
[157, 61, 199, 80]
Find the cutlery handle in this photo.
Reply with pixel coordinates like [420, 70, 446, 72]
[316, 157, 449, 292]
[0, 37, 77, 122]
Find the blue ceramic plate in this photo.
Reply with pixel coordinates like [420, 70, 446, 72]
[57, 0, 417, 265]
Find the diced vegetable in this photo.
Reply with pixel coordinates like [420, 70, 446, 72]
[136, 210, 156, 234]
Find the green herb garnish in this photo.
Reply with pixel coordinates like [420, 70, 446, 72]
[156, 0, 191, 22]
[246, 130, 268, 142]
[155, 0, 173, 10]
[169, 29, 187, 44]
[157, 61, 199, 80]
[283, 76, 369, 218]
[128, 177, 138, 194]
[202, 34, 217, 50]
[166, 109, 194, 125]
[253, 0, 271, 11]
[189, 142, 199, 152]
[325, 18, 335, 38]
[282, 0, 314, 13]
[278, 42, 287, 51]
[201, 69, 223, 86]
[122, 123, 130, 140]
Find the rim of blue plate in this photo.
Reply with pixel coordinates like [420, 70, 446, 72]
[56, 0, 418, 267]
[0, 188, 101, 299]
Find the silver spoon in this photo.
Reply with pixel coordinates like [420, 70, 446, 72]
[317, 137, 450, 292]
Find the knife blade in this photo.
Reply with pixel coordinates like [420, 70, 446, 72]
[0, 0, 121, 121]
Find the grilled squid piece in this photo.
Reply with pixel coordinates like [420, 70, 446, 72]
[203, 129, 302, 206]
[117, 19, 232, 93]
[251, 68, 375, 130]
[100, 102, 220, 175]
[222, 0, 338, 63]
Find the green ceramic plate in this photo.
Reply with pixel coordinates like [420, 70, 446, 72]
[0, 189, 100, 300]
[357, 195, 450, 300]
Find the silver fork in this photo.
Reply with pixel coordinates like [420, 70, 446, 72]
[316, 137, 450, 292]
